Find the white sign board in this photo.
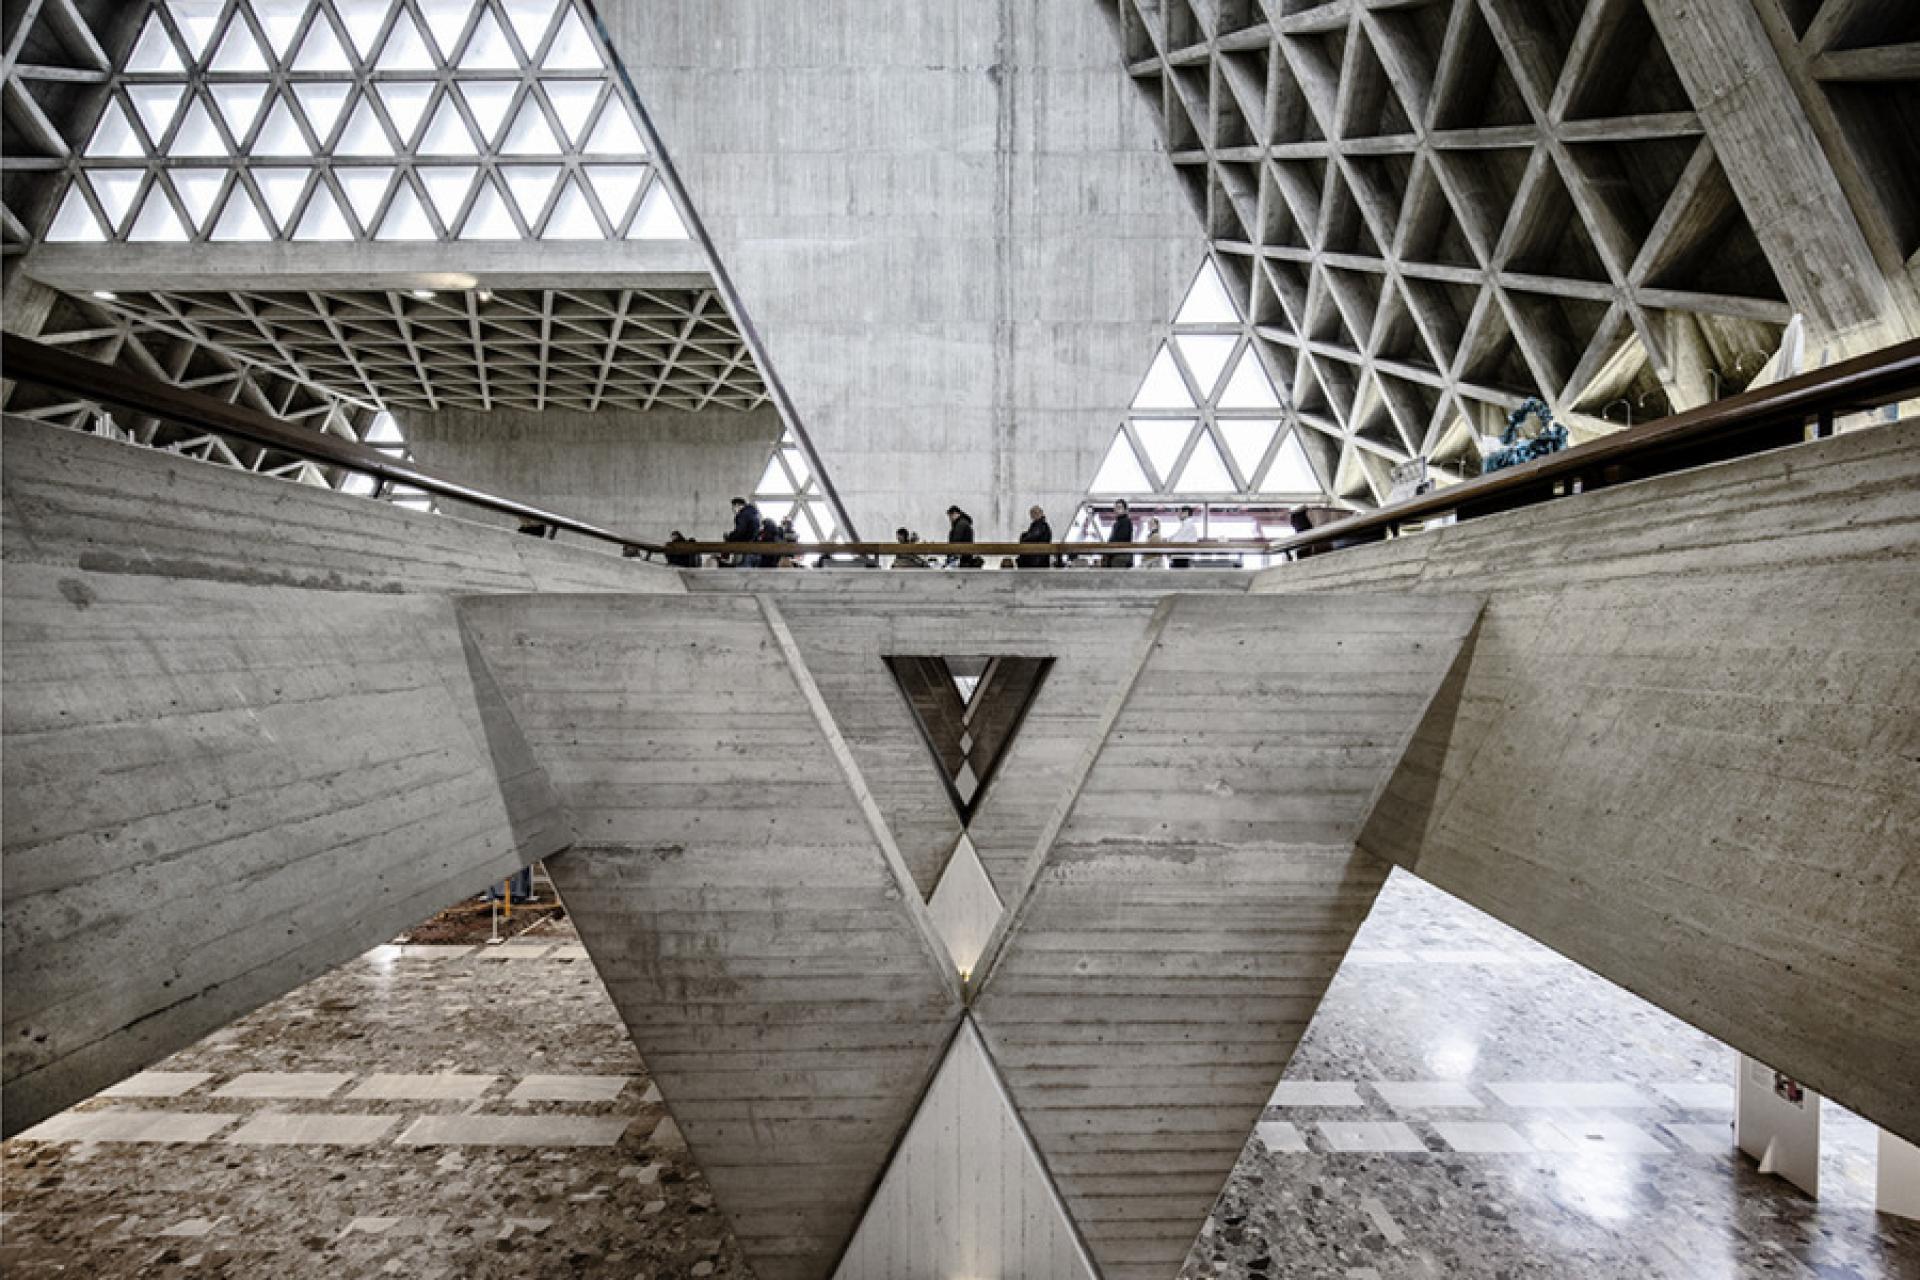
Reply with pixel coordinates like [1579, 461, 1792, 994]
[1735, 1053, 1820, 1197]
[1386, 457, 1428, 505]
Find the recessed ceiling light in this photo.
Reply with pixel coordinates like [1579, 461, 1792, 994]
[476, 288, 493, 303]
[410, 288, 435, 300]
[91, 290, 117, 301]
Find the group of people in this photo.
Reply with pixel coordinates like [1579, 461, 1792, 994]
[674, 496, 1211, 569]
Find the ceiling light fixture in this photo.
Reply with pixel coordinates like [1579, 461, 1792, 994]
[91, 290, 117, 301]
[410, 288, 435, 300]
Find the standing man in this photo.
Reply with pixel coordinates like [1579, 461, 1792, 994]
[1170, 504, 1199, 569]
[726, 496, 760, 567]
[1104, 499, 1135, 568]
[1017, 505, 1052, 568]
[946, 505, 983, 568]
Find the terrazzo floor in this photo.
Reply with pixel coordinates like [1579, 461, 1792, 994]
[4, 871, 1915, 1278]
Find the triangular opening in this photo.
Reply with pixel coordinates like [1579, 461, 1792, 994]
[628, 179, 687, 238]
[883, 655, 1054, 826]
[1134, 418, 1192, 486]
[1132, 342, 1194, 410]
[1090, 430, 1153, 494]
[1176, 258, 1239, 325]
[1218, 418, 1280, 487]
[1173, 428, 1235, 494]
[1259, 428, 1323, 494]
[832, 1019, 1097, 1280]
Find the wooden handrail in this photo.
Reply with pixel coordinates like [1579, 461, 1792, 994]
[1, 332, 668, 555]
[1264, 337, 1920, 558]
[670, 540, 1271, 558]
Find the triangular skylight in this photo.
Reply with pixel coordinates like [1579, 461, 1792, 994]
[1090, 431, 1153, 494]
[1260, 430, 1321, 493]
[1133, 343, 1194, 410]
[1173, 430, 1235, 493]
[1176, 258, 1239, 324]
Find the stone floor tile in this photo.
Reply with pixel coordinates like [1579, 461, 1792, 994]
[1317, 1121, 1429, 1153]
[224, 1113, 399, 1145]
[99, 1071, 215, 1099]
[1487, 1081, 1655, 1109]
[1546, 1120, 1671, 1154]
[1255, 1121, 1308, 1154]
[349, 1073, 497, 1101]
[1372, 1081, 1482, 1109]
[17, 1109, 237, 1144]
[211, 1072, 352, 1100]
[1433, 1121, 1535, 1154]
[508, 1075, 629, 1103]
[1267, 1081, 1363, 1107]
[393, 1115, 633, 1148]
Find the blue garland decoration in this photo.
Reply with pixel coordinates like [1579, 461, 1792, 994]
[1482, 397, 1567, 473]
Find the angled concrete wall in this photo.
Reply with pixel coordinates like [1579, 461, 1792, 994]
[401, 402, 784, 545]
[601, 0, 1205, 538]
[1253, 423, 1920, 1145]
[456, 593, 962, 1280]
[0, 419, 680, 1135]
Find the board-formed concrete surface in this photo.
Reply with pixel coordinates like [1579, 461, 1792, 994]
[1254, 422, 1920, 1147]
[0, 418, 680, 1136]
[683, 570, 1252, 898]
[455, 593, 964, 1280]
[970, 592, 1482, 1279]
[457, 583, 1477, 1279]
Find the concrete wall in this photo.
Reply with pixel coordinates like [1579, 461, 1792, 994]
[683, 570, 1251, 897]
[0, 419, 681, 1135]
[601, 0, 1205, 539]
[457, 593, 962, 1280]
[971, 592, 1481, 1279]
[401, 402, 784, 545]
[1253, 423, 1920, 1146]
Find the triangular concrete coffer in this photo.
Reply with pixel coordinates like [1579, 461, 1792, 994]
[882, 655, 1052, 824]
[833, 1018, 1098, 1280]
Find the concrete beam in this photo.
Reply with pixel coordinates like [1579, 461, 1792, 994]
[23, 241, 712, 295]
[1254, 421, 1920, 1144]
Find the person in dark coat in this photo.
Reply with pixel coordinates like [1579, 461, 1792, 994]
[725, 497, 761, 567]
[892, 527, 929, 569]
[946, 506, 983, 568]
[755, 516, 782, 568]
[1016, 505, 1052, 568]
[1103, 499, 1135, 568]
[664, 530, 699, 568]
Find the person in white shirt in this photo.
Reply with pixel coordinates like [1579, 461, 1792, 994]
[1170, 505, 1200, 569]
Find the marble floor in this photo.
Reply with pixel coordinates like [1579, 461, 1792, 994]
[4, 872, 1916, 1278]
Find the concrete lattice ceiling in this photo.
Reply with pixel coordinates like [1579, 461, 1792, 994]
[1101, 0, 1826, 503]
[92, 284, 769, 413]
[1, 0, 772, 508]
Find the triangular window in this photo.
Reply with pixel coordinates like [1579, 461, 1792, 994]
[377, 180, 436, 241]
[90, 170, 146, 232]
[1133, 343, 1194, 409]
[1090, 430, 1153, 494]
[628, 180, 688, 239]
[884, 656, 1054, 824]
[1260, 430, 1321, 493]
[127, 15, 185, 73]
[1176, 258, 1239, 324]
[543, 7, 600, 69]
[127, 186, 189, 242]
[1173, 430, 1234, 493]
[1218, 346, 1282, 409]
[171, 170, 227, 230]
[1176, 333, 1238, 401]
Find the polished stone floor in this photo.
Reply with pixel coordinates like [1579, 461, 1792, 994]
[4, 871, 1916, 1278]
